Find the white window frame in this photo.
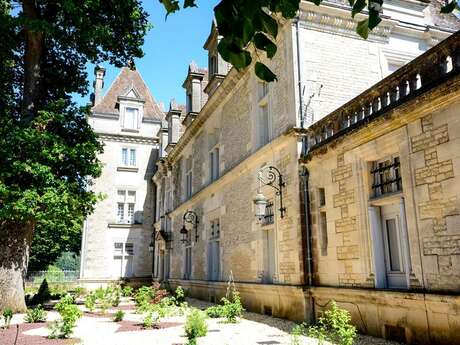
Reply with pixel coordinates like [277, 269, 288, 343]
[113, 241, 135, 278]
[116, 189, 136, 224]
[121, 147, 137, 167]
[122, 106, 139, 129]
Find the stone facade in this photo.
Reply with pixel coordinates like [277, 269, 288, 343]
[151, 0, 457, 328]
[80, 67, 163, 287]
[303, 32, 460, 344]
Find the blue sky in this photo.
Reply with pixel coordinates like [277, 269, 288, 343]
[74, 0, 218, 109]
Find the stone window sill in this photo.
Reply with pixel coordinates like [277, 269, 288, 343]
[117, 166, 139, 173]
[108, 223, 143, 228]
[121, 128, 139, 133]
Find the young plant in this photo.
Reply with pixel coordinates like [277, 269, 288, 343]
[174, 286, 186, 304]
[49, 295, 83, 339]
[84, 293, 96, 311]
[184, 309, 208, 345]
[113, 310, 125, 322]
[221, 292, 244, 323]
[121, 286, 133, 297]
[73, 286, 86, 298]
[143, 311, 160, 329]
[25, 305, 47, 323]
[205, 305, 225, 318]
[2, 308, 13, 329]
[302, 301, 357, 345]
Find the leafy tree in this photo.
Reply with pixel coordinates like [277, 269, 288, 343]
[0, 0, 149, 312]
[160, 0, 459, 82]
[54, 252, 80, 272]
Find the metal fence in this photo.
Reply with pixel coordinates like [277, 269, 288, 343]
[26, 270, 80, 285]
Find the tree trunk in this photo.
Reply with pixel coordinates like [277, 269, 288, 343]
[21, 0, 44, 121]
[0, 221, 35, 313]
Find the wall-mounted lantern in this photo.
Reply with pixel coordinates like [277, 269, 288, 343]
[181, 210, 199, 243]
[253, 165, 286, 219]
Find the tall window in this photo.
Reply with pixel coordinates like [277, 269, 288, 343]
[185, 157, 193, 199]
[371, 157, 402, 198]
[210, 55, 218, 76]
[207, 219, 221, 281]
[319, 212, 328, 256]
[117, 190, 136, 224]
[113, 241, 134, 278]
[121, 148, 136, 166]
[123, 107, 139, 129]
[209, 147, 220, 182]
[184, 231, 192, 280]
[258, 81, 270, 147]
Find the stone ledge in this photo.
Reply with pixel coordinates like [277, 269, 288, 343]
[117, 166, 139, 173]
[107, 223, 144, 229]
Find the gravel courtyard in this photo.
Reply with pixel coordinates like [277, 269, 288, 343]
[0, 298, 403, 345]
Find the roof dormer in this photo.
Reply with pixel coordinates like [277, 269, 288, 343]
[182, 61, 208, 127]
[165, 99, 184, 153]
[118, 83, 145, 132]
[203, 20, 230, 97]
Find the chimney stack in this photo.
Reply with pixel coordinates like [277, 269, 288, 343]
[93, 65, 106, 105]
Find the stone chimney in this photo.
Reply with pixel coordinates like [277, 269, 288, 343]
[93, 65, 106, 105]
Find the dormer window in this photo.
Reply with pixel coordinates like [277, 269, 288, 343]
[123, 107, 139, 129]
[210, 55, 218, 76]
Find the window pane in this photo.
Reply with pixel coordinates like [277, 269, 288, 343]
[386, 218, 401, 272]
[124, 107, 138, 129]
[214, 148, 219, 179]
[127, 191, 136, 203]
[125, 243, 134, 255]
[130, 149, 136, 166]
[117, 190, 126, 202]
[114, 242, 123, 255]
[209, 151, 214, 181]
[127, 203, 135, 223]
[122, 148, 128, 165]
[117, 203, 124, 222]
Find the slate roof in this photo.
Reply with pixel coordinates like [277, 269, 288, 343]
[92, 67, 164, 121]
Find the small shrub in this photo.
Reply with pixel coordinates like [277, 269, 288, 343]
[73, 286, 86, 298]
[113, 310, 125, 322]
[205, 305, 225, 318]
[84, 293, 96, 311]
[184, 309, 208, 345]
[220, 292, 244, 323]
[30, 278, 51, 305]
[2, 308, 13, 329]
[174, 286, 186, 304]
[25, 305, 47, 323]
[143, 311, 160, 329]
[121, 286, 133, 297]
[295, 301, 356, 345]
[55, 251, 80, 271]
[135, 286, 154, 313]
[49, 294, 82, 339]
[111, 293, 120, 307]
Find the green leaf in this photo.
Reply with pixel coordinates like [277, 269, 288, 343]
[440, 1, 457, 13]
[278, 0, 301, 18]
[256, 11, 278, 38]
[160, 0, 180, 14]
[352, 0, 367, 17]
[368, 10, 382, 30]
[356, 18, 369, 39]
[307, 0, 322, 5]
[255, 62, 277, 82]
[253, 32, 277, 59]
[183, 0, 197, 9]
[217, 39, 252, 70]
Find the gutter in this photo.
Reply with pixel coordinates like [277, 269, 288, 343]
[295, 17, 305, 129]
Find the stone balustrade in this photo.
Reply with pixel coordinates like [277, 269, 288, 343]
[304, 30, 460, 154]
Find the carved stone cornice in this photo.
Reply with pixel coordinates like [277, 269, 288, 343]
[298, 8, 393, 43]
[97, 132, 158, 145]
